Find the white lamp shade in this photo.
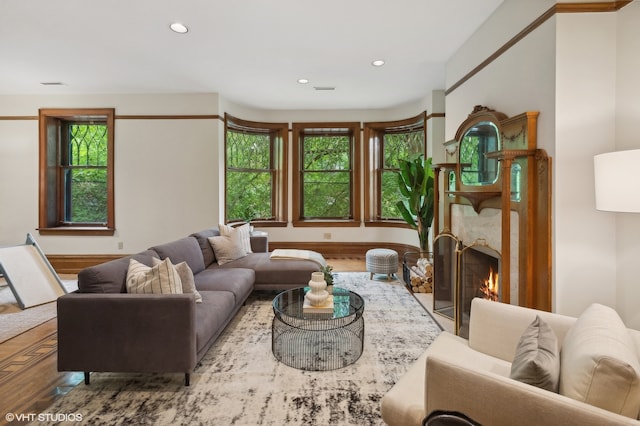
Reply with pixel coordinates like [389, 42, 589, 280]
[594, 149, 640, 213]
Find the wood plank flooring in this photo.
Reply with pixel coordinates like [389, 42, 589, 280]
[0, 257, 382, 425]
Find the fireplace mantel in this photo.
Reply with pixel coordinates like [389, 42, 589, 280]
[434, 107, 552, 312]
[446, 191, 501, 213]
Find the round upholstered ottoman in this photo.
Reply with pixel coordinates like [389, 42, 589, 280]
[366, 248, 398, 280]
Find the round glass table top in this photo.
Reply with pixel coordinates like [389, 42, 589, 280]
[272, 287, 364, 321]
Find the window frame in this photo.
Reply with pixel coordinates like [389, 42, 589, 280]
[224, 114, 288, 227]
[292, 122, 361, 227]
[364, 112, 426, 227]
[38, 108, 115, 236]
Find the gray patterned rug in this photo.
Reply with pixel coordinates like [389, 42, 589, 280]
[40, 273, 442, 425]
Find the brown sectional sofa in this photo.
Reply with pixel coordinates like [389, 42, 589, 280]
[57, 227, 323, 386]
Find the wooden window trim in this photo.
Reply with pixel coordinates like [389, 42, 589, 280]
[38, 108, 115, 236]
[224, 114, 288, 225]
[292, 122, 361, 227]
[364, 112, 426, 226]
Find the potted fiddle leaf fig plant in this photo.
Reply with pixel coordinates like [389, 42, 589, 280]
[396, 154, 435, 254]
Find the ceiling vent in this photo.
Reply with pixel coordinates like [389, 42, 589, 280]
[314, 86, 335, 91]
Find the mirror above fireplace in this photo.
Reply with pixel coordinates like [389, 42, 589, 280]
[459, 120, 501, 186]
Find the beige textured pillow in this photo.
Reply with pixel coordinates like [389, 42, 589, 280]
[152, 257, 202, 303]
[126, 258, 183, 295]
[220, 222, 253, 254]
[208, 233, 246, 265]
[509, 315, 560, 392]
[560, 303, 640, 418]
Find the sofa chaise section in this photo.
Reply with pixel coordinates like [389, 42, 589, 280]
[190, 228, 323, 290]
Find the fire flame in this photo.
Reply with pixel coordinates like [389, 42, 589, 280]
[480, 266, 499, 301]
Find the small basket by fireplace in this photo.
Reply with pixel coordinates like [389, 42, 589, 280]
[402, 251, 433, 294]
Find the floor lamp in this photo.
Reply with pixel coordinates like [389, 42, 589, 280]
[594, 149, 640, 213]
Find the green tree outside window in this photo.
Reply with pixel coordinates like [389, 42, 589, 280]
[65, 124, 108, 223]
[380, 130, 424, 219]
[226, 130, 273, 221]
[301, 134, 352, 219]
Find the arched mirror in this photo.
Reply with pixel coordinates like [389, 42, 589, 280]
[459, 121, 500, 186]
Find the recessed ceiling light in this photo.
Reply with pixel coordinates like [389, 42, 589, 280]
[170, 22, 189, 34]
[297, 78, 309, 84]
[371, 59, 385, 67]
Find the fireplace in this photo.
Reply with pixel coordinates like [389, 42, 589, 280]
[433, 233, 501, 338]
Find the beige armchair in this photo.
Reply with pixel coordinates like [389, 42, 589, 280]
[381, 298, 640, 426]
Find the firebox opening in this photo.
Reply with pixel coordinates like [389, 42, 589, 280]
[458, 244, 501, 338]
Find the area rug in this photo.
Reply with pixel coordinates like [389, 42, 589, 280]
[0, 279, 77, 344]
[38, 273, 442, 425]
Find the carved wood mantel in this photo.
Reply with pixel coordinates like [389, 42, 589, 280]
[434, 107, 552, 311]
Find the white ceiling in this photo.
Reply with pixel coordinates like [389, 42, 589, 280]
[0, 0, 503, 110]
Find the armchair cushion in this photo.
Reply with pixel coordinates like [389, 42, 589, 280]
[560, 303, 640, 419]
[509, 315, 560, 392]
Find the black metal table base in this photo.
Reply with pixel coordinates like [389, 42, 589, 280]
[271, 288, 365, 371]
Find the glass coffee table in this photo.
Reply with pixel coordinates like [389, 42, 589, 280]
[272, 287, 365, 371]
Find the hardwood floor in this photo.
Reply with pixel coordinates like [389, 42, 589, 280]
[0, 319, 84, 425]
[0, 257, 383, 425]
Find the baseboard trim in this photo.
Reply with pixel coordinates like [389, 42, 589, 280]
[47, 255, 124, 274]
[47, 242, 419, 274]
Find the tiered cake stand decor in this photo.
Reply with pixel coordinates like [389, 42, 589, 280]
[304, 271, 333, 313]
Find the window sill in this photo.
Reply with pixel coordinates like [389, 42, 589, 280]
[38, 227, 116, 236]
[292, 220, 361, 228]
[250, 221, 288, 228]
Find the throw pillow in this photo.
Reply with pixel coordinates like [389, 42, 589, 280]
[126, 257, 183, 295]
[208, 233, 246, 265]
[509, 315, 560, 392]
[220, 222, 252, 254]
[152, 257, 202, 303]
[560, 303, 640, 419]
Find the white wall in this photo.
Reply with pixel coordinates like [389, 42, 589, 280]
[0, 94, 221, 254]
[614, 1, 640, 329]
[554, 12, 617, 317]
[445, 6, 556, 150]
